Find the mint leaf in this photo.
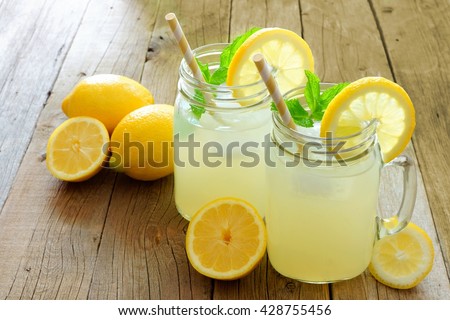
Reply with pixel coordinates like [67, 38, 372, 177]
[270, 102, 278, 112]
[196, 58, 210, 82]
[304, 70, 321, 114]
[207, 27, 261, 83]
[191, 104, 206, 119]
[190, 27, 262, 119]
[294, 117, 314, 128]
[285, 99, 308, 117]
[194, 27, 262, 86]
[271, 72, 349, 127]
[318, 82, 349, 111]
[220, 27, 261, 68]
[310, 82, 349, 121]
[272, 98, 313, 128]
[208, 66, 228, 85]
[190, 89, 206, 120]
[311, 110, 324, 121]
[286, 99, 313, 128]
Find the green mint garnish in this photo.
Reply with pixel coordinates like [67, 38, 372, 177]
[190, 89, 206, 120]
[272, 71, 349, 127]
[304, 70, 321, 114]
[271, 99, 314, 128]
[318, 82, 349, 111]
[208, 66, 228, 85]
[191, 104, 206, 119]
[196, 27, 261, 86]
[196, 58, 211, 82]
[219, 27, 261, 69]
[191, 27, 262, 118]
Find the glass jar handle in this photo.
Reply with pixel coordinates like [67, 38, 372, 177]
[377, 154, 417, 238]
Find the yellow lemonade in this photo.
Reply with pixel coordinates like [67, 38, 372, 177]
[266, 134, 381, 282]
[173, 43, 272, 220]
[174, 101, 271, 220]
[265, 79, 417, 283]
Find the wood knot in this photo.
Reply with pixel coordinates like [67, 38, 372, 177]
[285, 282, 296, 292]
[39, 152, 47, 162]
[154, 232, 161, 245]
[146, 42, 161, 62]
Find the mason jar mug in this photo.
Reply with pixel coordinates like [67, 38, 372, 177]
[174, 43, 272, 220]
[266, 85, 417, 283]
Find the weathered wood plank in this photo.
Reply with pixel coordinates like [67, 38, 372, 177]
[0, 0, 90, 210]
[0, 0, 161, 299]
[370, 0, 450, 282]
[88, 0, 233, 299]
[229, 0, 303, 36]
[299, 0, 450, 299]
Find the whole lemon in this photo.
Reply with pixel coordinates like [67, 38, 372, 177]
[109, 104, 174, 181]
[62, 74, 154, 134]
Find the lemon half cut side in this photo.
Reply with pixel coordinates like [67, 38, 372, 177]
[46, 117, 110, 182]
[185, 197, 267, 280]
[369, 222, 434, 289]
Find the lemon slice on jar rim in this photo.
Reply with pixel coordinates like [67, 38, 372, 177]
[226, 28, 314, 97]
[320, 77, 415, 163]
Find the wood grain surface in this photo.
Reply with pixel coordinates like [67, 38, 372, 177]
[0, 0, 448, 300]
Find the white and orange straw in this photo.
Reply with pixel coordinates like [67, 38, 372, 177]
[252, 53, 296, 130]
[165, 13, 205, 82]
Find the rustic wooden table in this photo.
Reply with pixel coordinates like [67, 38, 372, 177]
[0, 0, 449, 300]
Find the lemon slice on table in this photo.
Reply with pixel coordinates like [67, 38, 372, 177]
[369, 222, 434, 289]
[320, 77, 415, 163]
[46, 117, 110, 182]
[185, 197, 267, 280]
[226, 28, 314, 94]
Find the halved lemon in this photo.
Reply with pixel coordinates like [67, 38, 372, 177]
[226, 28, 314, 94]
[46, 117, 110, 182]
[185, 197, 267, 280]
[369, 222, 434, 289]
[320, 77, 415, 163]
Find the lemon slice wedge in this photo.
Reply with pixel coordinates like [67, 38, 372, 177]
[320, 77, 415, 163]
[46, 117, 110, 182]
[185, 197, 267, 280]
[369, 222, 434, 289]
[226, 28, 314, 95]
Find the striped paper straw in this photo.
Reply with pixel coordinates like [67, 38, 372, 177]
[252, 53, 296, 130]
[165, 13, 205, 82]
